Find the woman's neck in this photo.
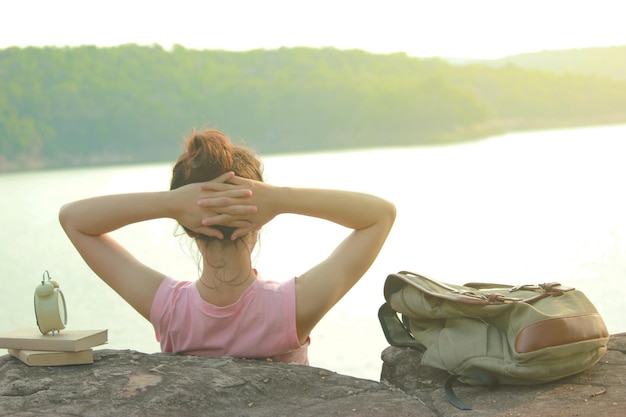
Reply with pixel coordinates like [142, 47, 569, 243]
[196, 269, 256, 307]
[195, 240, 257, 306]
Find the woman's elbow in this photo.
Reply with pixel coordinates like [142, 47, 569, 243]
[58, 202, 76, 232]
[58, 204, 68, 227]
[384, 200, 397, 227]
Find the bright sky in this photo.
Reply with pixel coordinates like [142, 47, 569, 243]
[1, 0, 624, 59]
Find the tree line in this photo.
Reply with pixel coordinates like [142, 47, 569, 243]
[487, 45, 626, 81]
[2, 45, 626, 171]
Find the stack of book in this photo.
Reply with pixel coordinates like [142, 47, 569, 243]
[0, 327, 108, 366]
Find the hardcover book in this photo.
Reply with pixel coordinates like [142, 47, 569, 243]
[8, 348, 94, 366]
[0, 327, 107, 352]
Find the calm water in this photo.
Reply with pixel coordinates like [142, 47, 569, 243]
[2, 124, 625, 381]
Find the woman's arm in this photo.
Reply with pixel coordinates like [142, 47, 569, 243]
[200, 177, 396, 343]
[59, 172, 254, 320]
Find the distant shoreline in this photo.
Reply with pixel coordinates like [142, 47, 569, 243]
[4, 119, 626, 174]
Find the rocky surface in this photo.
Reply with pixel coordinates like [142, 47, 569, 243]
[0, 333, 624, 416]
[0, 349, 429, 417]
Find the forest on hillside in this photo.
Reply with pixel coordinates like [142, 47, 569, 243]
[486, 45, 626, 81]
[1, 45, 626, 171]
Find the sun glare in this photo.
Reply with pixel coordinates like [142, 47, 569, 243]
[0, 0, 624, 59]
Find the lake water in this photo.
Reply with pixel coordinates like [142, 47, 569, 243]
[1, 124, 625, 381]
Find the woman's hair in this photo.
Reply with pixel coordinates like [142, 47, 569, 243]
[170, 129, 263, 240]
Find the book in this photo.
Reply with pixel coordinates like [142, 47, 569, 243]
[0, 327, 107, 352]
[8, 348, 94, 366]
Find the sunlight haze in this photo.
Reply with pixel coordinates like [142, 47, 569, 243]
[1, 0, 624, 59]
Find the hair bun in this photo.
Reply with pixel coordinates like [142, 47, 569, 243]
[170, 128, 263, 241]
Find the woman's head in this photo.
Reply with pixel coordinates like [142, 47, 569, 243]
[170, 129, 263, 240]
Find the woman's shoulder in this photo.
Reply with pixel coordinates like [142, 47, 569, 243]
[159, 276, 195, 289]
[150, 276, 196, 325]
[254, 274, 296, 293]
[153, 276, 196, 302]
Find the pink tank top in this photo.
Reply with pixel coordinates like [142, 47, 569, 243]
[149, 274, 309, 364]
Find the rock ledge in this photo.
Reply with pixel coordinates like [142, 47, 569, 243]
[0, 349, 425, 417]
[1, 333, 624, 416]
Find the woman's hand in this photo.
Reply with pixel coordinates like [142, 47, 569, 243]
[172, 172, 257, 239]
[199, 175, 277, 240]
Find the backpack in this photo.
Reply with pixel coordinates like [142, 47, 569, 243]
[378, 271, 610, 410]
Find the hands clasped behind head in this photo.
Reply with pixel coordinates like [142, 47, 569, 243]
[197, 172, 258, 240]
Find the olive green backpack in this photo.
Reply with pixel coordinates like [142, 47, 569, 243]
[378, 271, 610, 410]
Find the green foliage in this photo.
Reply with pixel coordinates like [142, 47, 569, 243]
[486, 46, 626, 81]
[1, 45, 626, 170]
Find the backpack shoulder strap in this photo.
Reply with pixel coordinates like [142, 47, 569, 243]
[444, 373, 499, 410]
[377, 303, 425, 351]
[444, 375, 473, 410]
